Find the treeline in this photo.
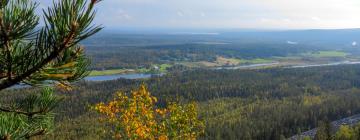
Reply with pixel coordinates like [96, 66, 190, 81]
[84, 34, 315, 69]
[311, 122, 360, 140]
[200, 93, 360, 140]
[3, 65, 360, 139]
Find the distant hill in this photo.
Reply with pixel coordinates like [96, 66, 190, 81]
[221, 28, 360, 49]
[89, 28, 360, 49]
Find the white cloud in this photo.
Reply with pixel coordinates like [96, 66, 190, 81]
[311, 17, 321, 22]
[116, 10, 133, 20]
[287, 41, 298, 45]
[353, 41, 357, 46]
[34, 0, 360, 29]
[200, 12, 206, 17]
[177, 11, 184, 17]
[282, 19, 292, 23]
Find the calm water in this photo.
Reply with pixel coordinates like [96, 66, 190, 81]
[216, 61, 360, 70]
[9, 73, 158, 89]
[84, 73, 160, 81]
[72, 61, 360, 82]
[9, 61, 360, 89]
[289, 61, 360, 68]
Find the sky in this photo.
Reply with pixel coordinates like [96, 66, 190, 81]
[37, 0, 360, 30]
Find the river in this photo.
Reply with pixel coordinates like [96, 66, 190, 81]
[9, 61, 360, 88]
[9, 73, 160, 89]
[215, 61, 360, 70]
[84, 73, 155, 81]
[289, 61, 360, 68]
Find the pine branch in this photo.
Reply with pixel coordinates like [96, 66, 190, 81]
[0, 135, 10, 140]
[0, 9, 12, 80]
[25, 129, 46, 139]
[0, 38, 72, 90]
[0, 0, 102, 90]
[0, 0, 102, 139]
[0, 105, 47, 117]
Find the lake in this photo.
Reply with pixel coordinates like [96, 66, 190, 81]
[9, 73, 158, 89]
[9, 61, 360, 89]
[88, 61, 360, 82]
[84, 73, 161, 81]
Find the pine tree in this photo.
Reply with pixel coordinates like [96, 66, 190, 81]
[0, 0, 102, 139]
[315, 121, 333, 140]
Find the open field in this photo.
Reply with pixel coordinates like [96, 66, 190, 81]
[88, 50, 356, 76]
[89, 69, 135, 76]
[180, 57, 275, 68]
[90, 64, 173, 76]
[304, 51, 348, 57]
[237, 58, 274, 64]
[158, 64, 172, 72]
[215, 57, 273, 65]
[89, 54, 360, 76]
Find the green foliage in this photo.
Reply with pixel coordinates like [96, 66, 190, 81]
[89, 69, 131, 76]
[334, 125, 355, 140]
[0, 88, 61, 139]
[13, 64, 360, 140]
[84, 35, 315, 70]
[316, 124, 360, 140]
[315, 121, 333, 140]
[304, 51, 348, 58]
[0, 0, 102, 90]
[0, 0, 101, 139]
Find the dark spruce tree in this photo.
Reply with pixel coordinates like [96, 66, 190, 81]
[0, 0, 102, 139]
[315, 121, 333, 140]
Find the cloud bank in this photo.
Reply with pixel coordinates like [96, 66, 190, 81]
[36, 0, 360, 29]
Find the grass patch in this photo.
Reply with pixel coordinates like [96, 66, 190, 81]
[178, 61, 218, 68]
[180, 57, 275, 68]
[159, 64, 172, 72]
[239, 58, 273, 64]
[305, 51, 348, 57]
[137, 64, 173, 73]
[89, 69, 134, 76]
[216, 56, 273, 65]
[137, 68, 150, 73]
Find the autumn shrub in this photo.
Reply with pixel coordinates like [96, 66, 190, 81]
[94, 84, 205, 140]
